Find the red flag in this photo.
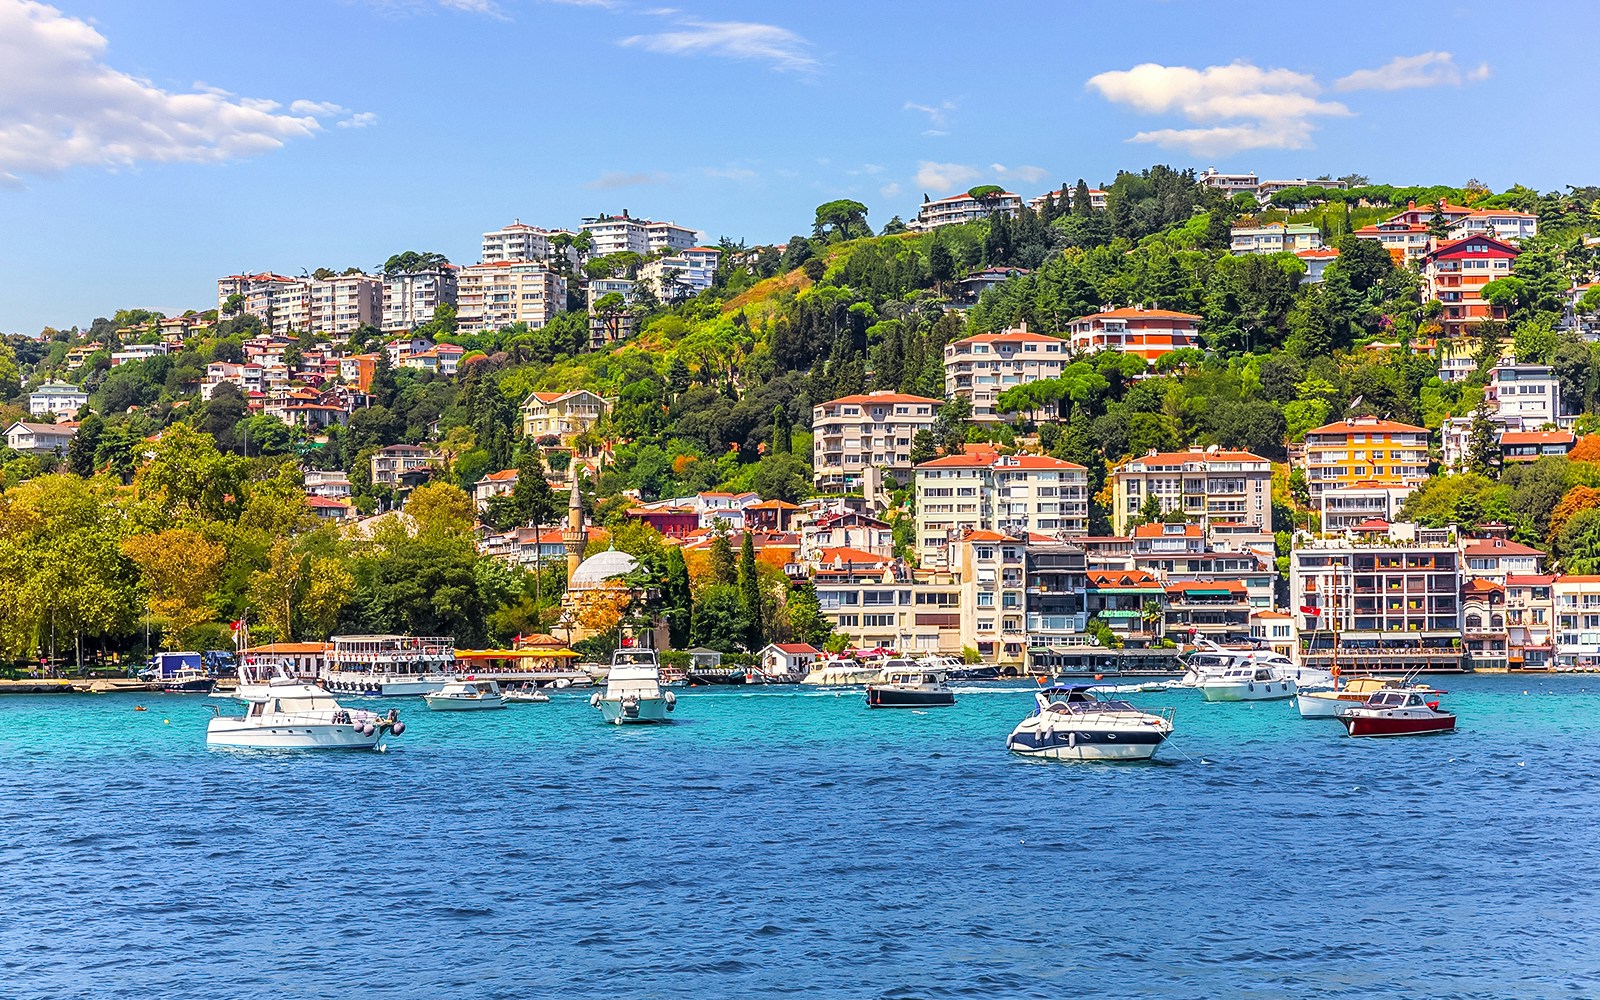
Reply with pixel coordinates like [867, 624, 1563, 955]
[230, 620, 242, 631]
[1299, 606, 1321, 616]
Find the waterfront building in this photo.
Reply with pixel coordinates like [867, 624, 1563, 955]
[455, 261, 567, 333]
[811, 391, 940, 491]
[1084, 568, 1166, 647]
[953, 531, 1027, 666]
[1066, 307, 1203, 364]
[382, 266, 459, 332]
[1250, 609, 1297, 659]
[1301, 417, 1429, 501]
[1024, 537, 1090, 652]
[1290, 523, 1464, 673]
[1163, 580, 1252, 644]
[1553, 575, 1600, 670]
[1133, 547, 1278, 610]
[1109, 446, 1273, 536]
[908, 190, 1022, 231]
[1461, 577, 1508, 671]
[28, 381, 87, 418]
[942, 325, 1068, 422]
[810, 548, 958, 654]
[1506, 574, 1556, 670]
[760, 643, 820, 677]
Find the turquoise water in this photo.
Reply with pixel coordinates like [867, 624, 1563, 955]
[2, 676, 1599, 998]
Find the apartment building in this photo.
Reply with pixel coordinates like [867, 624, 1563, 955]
[1290, 523, 1464, 673]
[1447, 209, 1538, 243]
[201, 362, 265, 401]
[28, 381, 88, 418]
[371, 444, 439, 489]
[1506, 574, 1555, 670]
[1110, 446, 1272, 536]
[1351, 219, 1432, 263]
[382, 266, 459, 332]
[1229, 223, 1323, 254]
[1024, 537, 1089, 650]
[1318, 482, 1414, 531]
[908, 190, 1023, 231]
[942, 325, 1069, 421]
[1301, 417, 1430, 501]
[1066, 307, 1202, 364]
[953, 531, 1028, 665]
[811, 391, 940, 490]
[455, 261, 567, 333]
[1502, 430, 1575, 463]
[580, 211, 697, 257]
[481, 221, 552, 263]
[1164, 580, 1251, 643]
[1084, 568, 1165, 647]
[1297, 247, 1340, 284]
[520, 389, 606, 442]
[1027, 187, 1107, 213]
[1251, 609, 1297, 659]
[1198, 168, 1346, 201]
[218, 272, 381, 336]
[914, 451, 1088, 565]
[810, 549, 961, 655]
[1488, 363, 1569, 428]
[1462, 537, 1545, 585]
[1423, 235, 1519, 338]
[637, 246, 720, 302]
[1132, 546, 1278, 610]
[1554, 576, 1600, 670]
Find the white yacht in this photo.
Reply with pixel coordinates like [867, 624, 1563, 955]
[1178, 644, 1331, 689]
[207, 679, 404, 750]
[1196, 664, 1299, 702]
[1006, 685, 1174, 761]
[590, 647, 676, 724]
[322, 635, 458, 696]
[800, 658, 880, 687]
[423, 678, 505, 711]
[503, 684, 551, 704]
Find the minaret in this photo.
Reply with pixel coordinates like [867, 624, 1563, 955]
[564, 473, 586, 583]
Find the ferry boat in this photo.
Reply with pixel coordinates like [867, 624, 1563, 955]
[423, 678, 505, 711]
[590, 647, 676, 724]
[1006, 685, 1174, 761]
[1339, 688, 1457, 737]
[206, 678, 404, 750]
[866, 666, 955, 708]
[322, 635, 457, 696]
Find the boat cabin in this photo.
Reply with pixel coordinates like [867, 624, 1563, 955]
[882, 669, 947, 687]
[1364, 690, 1434, 710]
[1034, 685, 1138, 714]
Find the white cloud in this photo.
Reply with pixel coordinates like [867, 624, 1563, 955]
[879, 181, 901, 199]
[904, 99, 955, 129]
[993, 163, 1048, 185]
[438, 0, 506, 15]
[338, 111, 379, 129]
[619, 19, 815, 72]
[1085, 60, 1350, 155]
[914, 161, 981, 192]
[1334, 51, 1488, 92]
[0, 0, 358, 186]
[584, 170, 668, 190]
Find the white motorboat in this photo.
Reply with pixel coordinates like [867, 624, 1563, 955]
[1178, 643, 1332, 689]
[1296, 677, 1439, 718]
[590, 647, 676, 724]
[1196, 664, 1299, 702]
[503, 685, 551, 704]
[866, 666, 955, 708]
[423, 678, 505, 711]
[1006, 685, 1174, 761]
[800, 658, 880, 687]
[206, 679, 403, 750]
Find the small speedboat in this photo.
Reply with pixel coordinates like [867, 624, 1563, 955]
[800, 658, 879, 687]
[503, 685, 551, 704]
[206, 680, 403, 749]
[1006, 685, 1174, 761]
[591, 647, 675, 724]
[162, 666, 216, 694]
[1339, 688, 1456, 737]
[866, 667, 955, 708]
[1197, 664, 1298, 702]
[423, 679, 505, 711]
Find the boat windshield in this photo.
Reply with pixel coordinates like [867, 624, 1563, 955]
[1369, 691, 1406, 707]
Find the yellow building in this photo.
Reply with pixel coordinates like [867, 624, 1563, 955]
[1301, 417, 1430, 501]
[521, 389, 607, 443]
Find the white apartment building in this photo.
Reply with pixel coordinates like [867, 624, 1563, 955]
[1554, 575, 1600, 670]
[1318, 482, 1414, 531]
[481, 221, 552, 263]
[914, 451, 1089, 565]
[218, 272, 381, 336]
[1027, 187, 1107, 213]
[580, 211, 697, 258]
[811, 391, 940, 491]
[382, 266, 459, 332]
[1506, 574, 1555, 670]
[1488, 363, 1569, 428]
[1229, 223, 1323, 254]
[909, 191, 1023, 231]
[201, 362, 265, 401]
[110, 343, 169, 367]
[942, 326, 1069, 422]
[637, 247, 720, 302]
[1109, 446, 1273, 536]
[954, 531, 1029, 664]
[1462, 537, 1545, 585]
[28, 381, 88, 418]
[455, 261, 568, 333]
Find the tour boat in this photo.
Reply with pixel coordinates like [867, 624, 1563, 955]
[1196, 664, 1299, 702]
[590, 647, 676, 724]
[1178, 644, 1331, 689]
[423, 678, 505, 711]
[1296, 677, 1443, 718]
[865, 666, 955, 708]
[206, 679, 403, 750]
[1006, 685, 1174, 761]
[321, 634, 458, 696]
[1339, 688, 1457, 737]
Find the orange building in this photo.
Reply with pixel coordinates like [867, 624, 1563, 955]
[1422, 235, 1519, 338]
[1066, 307, 1202, 363]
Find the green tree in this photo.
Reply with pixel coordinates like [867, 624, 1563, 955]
[708, 529, 736, 584]
[738, 531, 762, 649]
[813, 199, 871, 242]
[66, 413, 104, 477]
[661, 546, 693, 648]
[690, 582, 747, 652]
[786, 582, 833, 647]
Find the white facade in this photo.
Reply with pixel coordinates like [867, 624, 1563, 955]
[482, 221, 552, 263]
[1554, 576, 1600, 670]
[218, 272, 381, 336]
[637, 247, 720, 302]
[4, 420, 77, 455]
[812, 392, 940, 490]
[382, 267, 459, 332]
[110, 343, 169, 367]
[914, 453, 1089, 566]
[1318, 483, 1415, 531]
[1110, 447, 1273, 536]
[455, 262, 568, 333]
[942, 327, 1068, 422]
[909, 191, 1023, 231]
[28, 381, 88, 418]
[1230, 223, 1323, 254]
[580, 213, 697, 258]
[1488, 364, 1568, 428]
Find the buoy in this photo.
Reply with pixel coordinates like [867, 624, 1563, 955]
[391, 721, 405, 736]
[163, 719, 170, 725]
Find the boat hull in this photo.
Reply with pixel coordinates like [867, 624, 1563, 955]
[596, 697, 672, 724]
[205, 719, 385, 750]
[163, 679, 216, 694]
[323, 673, 452, 697]
[1341, 713, 1456, 737]
[422, 696, 504, 711]
[865, 687, 955, 708]
[1296, 692, 1363, 718]
[1006, 726, 1166, 761]
[1199, 679, 1298, 702]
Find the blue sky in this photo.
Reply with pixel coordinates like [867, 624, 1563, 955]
[1, 0, 1591, 333]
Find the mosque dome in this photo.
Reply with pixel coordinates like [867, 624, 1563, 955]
[568, 548, 640, 590]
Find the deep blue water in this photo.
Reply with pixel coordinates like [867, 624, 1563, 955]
[2, 676, 1600, 999]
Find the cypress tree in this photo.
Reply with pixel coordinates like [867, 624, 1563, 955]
[738, 531, 762, 650]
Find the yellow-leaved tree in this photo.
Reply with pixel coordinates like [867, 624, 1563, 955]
[121, 529, 227, 647]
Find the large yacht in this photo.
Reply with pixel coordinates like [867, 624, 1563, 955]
[321, 635, 457, 696]
[1196, 663, 1299, 702]
[1178, 643, 1331, 689]
[1006, 685, 1174, 761]
[590, 647, 676, 724]
[207, 678, 404, 750]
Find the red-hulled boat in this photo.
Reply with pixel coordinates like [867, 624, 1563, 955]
[1339, 688, 1456, 737]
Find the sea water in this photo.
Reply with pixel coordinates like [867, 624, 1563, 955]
[2, 676, 1599, 998]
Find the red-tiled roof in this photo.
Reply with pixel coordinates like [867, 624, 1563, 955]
[818, 546, 890, 564]
[1121, 448, 1269, 467]
[821, 393, 942, 407]
[769, 643, 818, 654]
[1306, 418, 1427, 436]
[1167, 580, 1247, 593]
[953, 330, 1065, 345]
[1500, 431, 1574, 446]
[1076, 307, 1202, 322]
[1133, 522, 1202, 537]
[1463, 538, 1543, 557]
[1086, 569, 1160, 587]
[963, 530, 1016, 542]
